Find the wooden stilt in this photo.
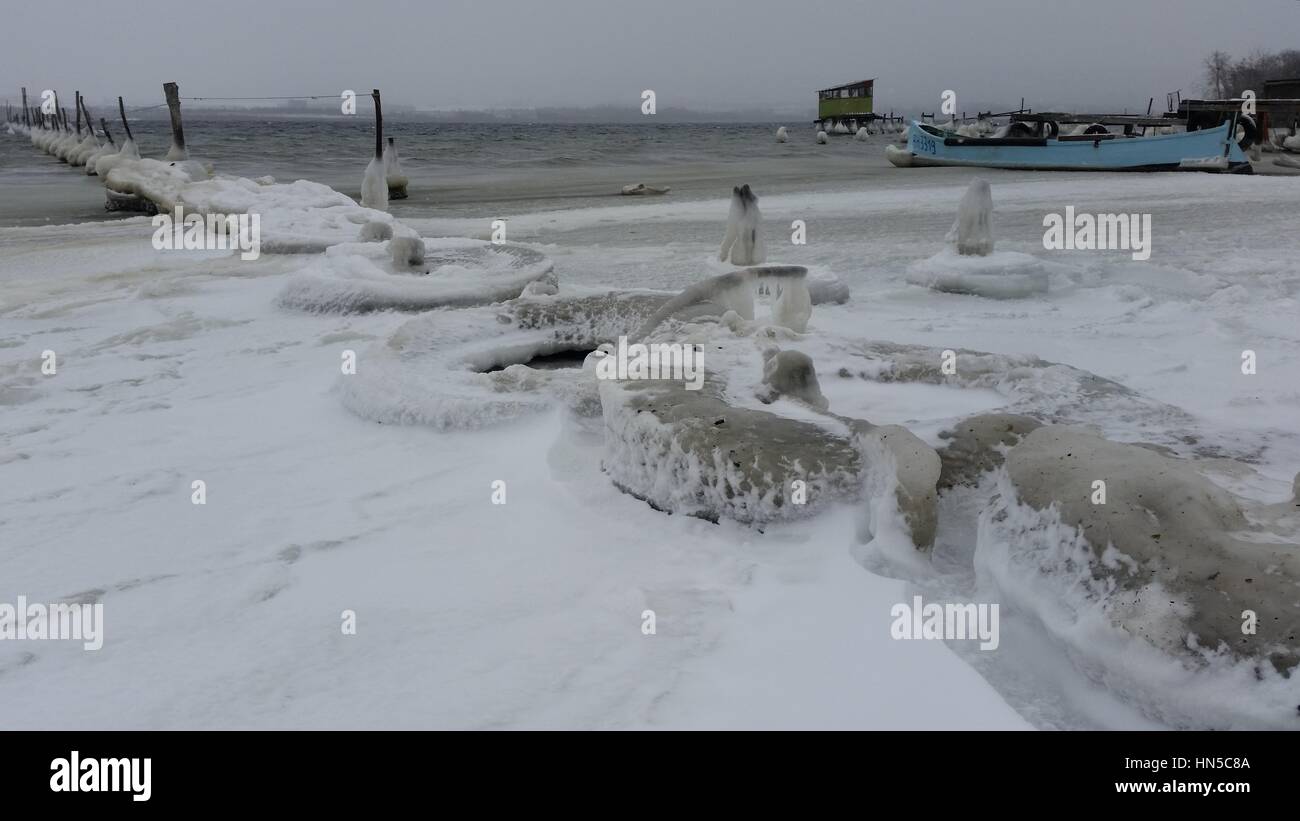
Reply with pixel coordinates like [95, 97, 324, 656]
[118, 97, 134, 142]
[163, 82, 187, 160]
[372, 89, 383, 160]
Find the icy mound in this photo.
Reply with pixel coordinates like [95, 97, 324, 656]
[91, 137, 140, 179]
[598, 360, 863, 525]
[885, 144, 914, 167]
[104, 157, 213, 209]
[277, 238, 556, 313]
[976, 426, 1300, 729]
[338, 288, 667, 429]
[905, 249, 1055, 299]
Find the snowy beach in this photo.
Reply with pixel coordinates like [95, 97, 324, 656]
[3, 116, 1298, 730]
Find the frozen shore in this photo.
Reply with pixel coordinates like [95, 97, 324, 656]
[2, 152, 1298, 727]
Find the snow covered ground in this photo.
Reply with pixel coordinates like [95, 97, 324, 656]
[2, 157, 1298, 728]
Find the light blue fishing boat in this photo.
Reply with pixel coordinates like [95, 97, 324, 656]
[892, 120, 1251, 172]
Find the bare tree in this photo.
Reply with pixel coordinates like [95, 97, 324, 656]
[1204, 50, 1231, 98]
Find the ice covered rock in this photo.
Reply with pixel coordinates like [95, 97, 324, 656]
[756, 348, 828, 410]
[1283, 134, 1300, 152]
[775, 126, 788, 143]
[276, 238, 556, 313]
[855, 127, 869, 141]
[597, 364, 862, 526]
[858, 424, 942, 550]
[1275, 153, 1300, 170]
[816, 130, 829, 144]
[976, 425, 1300, 727]
[718, 183, 766, 266]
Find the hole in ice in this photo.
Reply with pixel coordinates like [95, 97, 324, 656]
[478, 347, 595, 373]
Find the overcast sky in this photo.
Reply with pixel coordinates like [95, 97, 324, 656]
[5, 0, 1298, 114]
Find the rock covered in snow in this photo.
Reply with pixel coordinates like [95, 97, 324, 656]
[359, 220, 394, 242]
[756, 348, 828, 410]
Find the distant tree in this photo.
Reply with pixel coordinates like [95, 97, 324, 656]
[1204, 49, 1300, 98]
[1204, 50, 1231, 98]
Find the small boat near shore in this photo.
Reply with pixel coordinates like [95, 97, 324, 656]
[890, 119, 1251, 172]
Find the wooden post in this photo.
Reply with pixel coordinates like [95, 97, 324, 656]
[163, 81, 186, 159]
[118, 97, 134, 142]
[372, 89, 383, 160]
[60, 107, 70, 132]
[75, 91, 82, 136]
[79, 95, 95, 136]
[100, 117, 115, 145]
[21, 88, 28, 126]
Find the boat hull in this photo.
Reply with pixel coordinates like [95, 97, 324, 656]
[899, 121, 1251, 172]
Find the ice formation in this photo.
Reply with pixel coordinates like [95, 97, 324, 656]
[1283, 134, 1300, 152]
[855, 127, 869, 141]
[769, 275, 812, 332]
[906, 180, 1059, 299]
[361, 156, 388, 211]
[952, 179, 994, 256]
[383, 137, 408, 199]
[816, 130, 829, 144]
[775, 126, 788, 143]
[756, 348, 828, 410]
[276, 238, 556, 313]
[359, 220, 394, 242]
[717, 184, 766, 266]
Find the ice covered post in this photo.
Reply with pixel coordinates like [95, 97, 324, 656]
[953, 179, 994, 256]
[21, 87, 28, 127]
[118, 96, 134, 142]
[718, 184, 766, 266]
[163, 82, 187, 161]
[360, 89, 388, 210]
[100, 118, 114, 146]
[384, 136, 408, 199]
[74, 91, 82, 136]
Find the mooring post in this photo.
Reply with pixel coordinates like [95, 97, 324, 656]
[372, 89, 383, 160]
[75, 91, 82, 136]
[100, 117, 115, 146]
[21, 88, 27, 126]
[79, 95, 95, 136]
[118, 96, 134, 142]
[163, 81, 187, 160]
[60, 107, 70, 132]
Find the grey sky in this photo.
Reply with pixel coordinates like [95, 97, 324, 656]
[4, 0, 1298, 114]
